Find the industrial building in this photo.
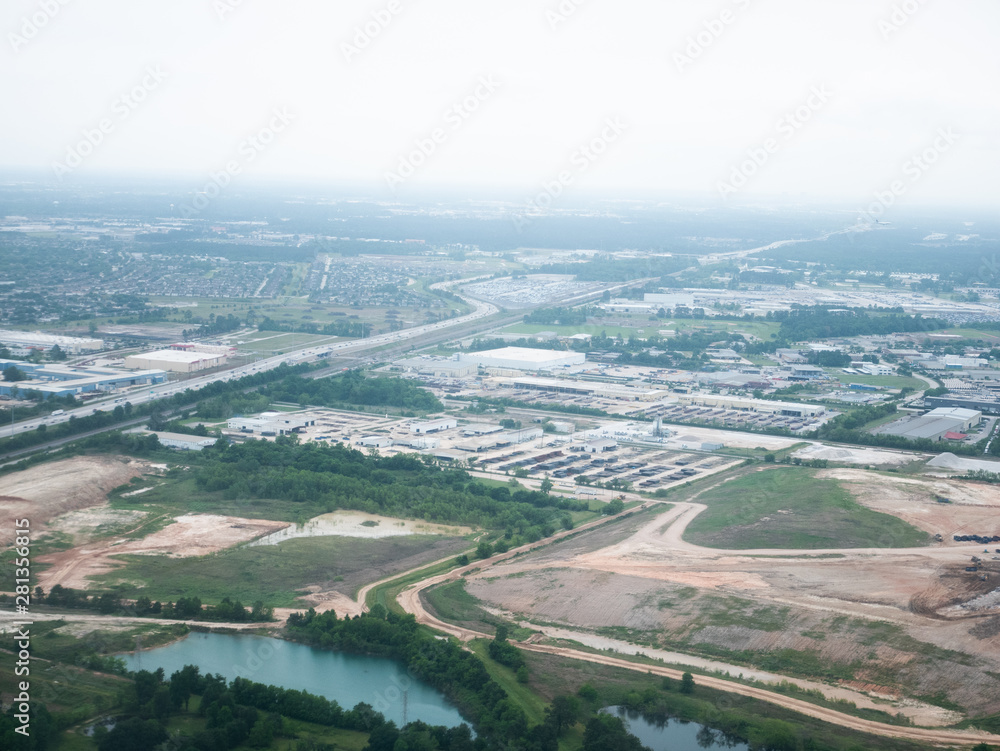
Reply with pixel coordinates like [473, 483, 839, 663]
[395, 357, 478, 378]
[498, 376, 669, 402]
[124, 349, 228, 373]
[0, 359, 166, 398]
[147, 431, 216, 451]
[0, 329, 104, 354]
[227, 412, 316, 436]
[672, 393, 826, 419]
[584, 438, 618, 453]
[410, 417, 458, 434]
[356, 435, 394, 449]
[457, 347, 585, 371]
[925, 394, 1000, 415]
[170, 342, 237, 357]
[881, 407, 982, 442]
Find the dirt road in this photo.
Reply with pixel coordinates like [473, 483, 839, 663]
[397, 559, 1000, 747]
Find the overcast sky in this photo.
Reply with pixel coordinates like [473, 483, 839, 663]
[3, 0, 998, 208]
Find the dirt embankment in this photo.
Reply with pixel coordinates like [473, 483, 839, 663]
[0, 455, 152, 531]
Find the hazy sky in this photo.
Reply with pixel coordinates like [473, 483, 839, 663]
[3, 0, 998, 208]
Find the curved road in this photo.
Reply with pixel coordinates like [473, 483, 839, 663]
[390, 497, 1000, 747]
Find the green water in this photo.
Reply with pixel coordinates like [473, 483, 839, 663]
[121, 632, 468, 729]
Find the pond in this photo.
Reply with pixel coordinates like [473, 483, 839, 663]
[603, 706, 750, 750]
[121, 632, 468, 730]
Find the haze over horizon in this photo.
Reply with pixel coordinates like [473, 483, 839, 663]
[3, 0, 998, 211]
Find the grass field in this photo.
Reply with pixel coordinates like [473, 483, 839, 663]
[95, 534, 472, 606]
[824, 370, 928, 391]
[684, 467, 929, 550]
[111, 476, 332, 524]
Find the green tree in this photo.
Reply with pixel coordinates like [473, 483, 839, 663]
[680, 672, 695, 694]
[2, 365, 27, 382]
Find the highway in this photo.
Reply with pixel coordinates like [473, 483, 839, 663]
[1, 287, 500, 440]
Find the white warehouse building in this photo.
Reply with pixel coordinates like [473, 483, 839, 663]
[458, 347, 585, 371]
[124, 349, 228, 373]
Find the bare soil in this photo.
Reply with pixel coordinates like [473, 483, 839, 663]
[36, 514, 290, 590]
[0, 455, 153, 530]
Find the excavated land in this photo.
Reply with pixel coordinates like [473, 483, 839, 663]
[0, 455, 153, 530]
[36, 513, 291, 590]
[463, 468, 1000, 722]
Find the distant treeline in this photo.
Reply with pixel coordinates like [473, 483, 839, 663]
[257, 316, 372, 338]
[193, 438, 584, 535]
[262, 371, 442, 412]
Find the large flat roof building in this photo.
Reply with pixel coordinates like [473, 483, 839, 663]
[0, 330, 104, 354]
[124, 349, 227, 373]
[458, 347, 585, 371]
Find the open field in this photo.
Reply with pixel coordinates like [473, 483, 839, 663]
[447, 466, 1000, 721]
[37, 512, 291, 590]
[682, 466, 930, 550]
[111, 475, 332, 523]
[93, 534, 472, 607]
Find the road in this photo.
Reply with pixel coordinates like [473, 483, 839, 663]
[390, 495, 1000, 746]
[0, 285, 501, 441]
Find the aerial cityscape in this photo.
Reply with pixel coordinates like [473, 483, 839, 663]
[2, 2, 1000, 751]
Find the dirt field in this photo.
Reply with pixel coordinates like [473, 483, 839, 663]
[458, 467, 1000, 720]
[793, 444, 921, 466]
[818, 468, 1000, 539]
[0, 455, 153, 530]
[36, 513, 290, 590]
[247, 510, 475, 546]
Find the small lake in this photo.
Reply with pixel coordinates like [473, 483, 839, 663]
[604, 706, 750, 751]
[121, 632, 468, 730]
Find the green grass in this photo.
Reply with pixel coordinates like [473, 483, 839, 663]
[0, 649, 127, 721]
[111, 476, 331, 524]
[468, 639, 549, 726]
[824, 371, 928, 391]
[684, 467, 930, 549]
[93, 534, 471, 607]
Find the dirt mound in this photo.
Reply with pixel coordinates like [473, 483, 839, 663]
[0, 456, 152, 529]
[928, 453, 1000, 473]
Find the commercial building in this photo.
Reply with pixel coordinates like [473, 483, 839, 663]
[356, 435, 394, 449]
[881, 407, 982, 442]
[858, 363, 895, 376]
[170, 342, 237, 357]
[0, 359, 166, 398]
[227, 412, 316, 436]
[498, 376, 669, 402]
[395, 357, 478, 378]
[458, 347, 585, 371]
[148, 431, 216, 451]
[672, 393, 825, 419]
[0, 329, 104, 354]
[925, 394, 1000, 415]
[124, 349, 228, 373]
[411, 417, 458, 434]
